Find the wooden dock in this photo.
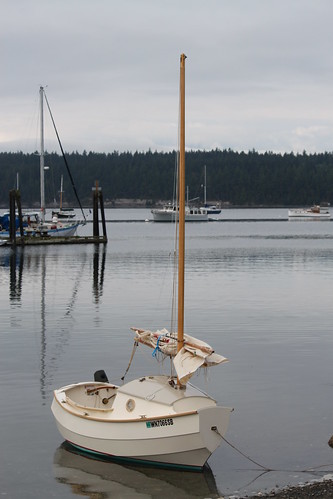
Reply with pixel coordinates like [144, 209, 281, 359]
[0, 235, 107, 247]
[2, 182, 107, 247]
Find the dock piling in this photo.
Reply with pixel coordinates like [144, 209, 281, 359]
[9, 190, 24, 245]
[92, 181, 107, 242]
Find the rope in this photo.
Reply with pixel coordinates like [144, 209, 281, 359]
[219, 434, 272, 471]
[152, 332, 167, 357]
[219, 432, 333, 475]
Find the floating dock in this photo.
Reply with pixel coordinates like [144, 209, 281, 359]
[1, 183, 107, 248]
[0, 235, 107, 247]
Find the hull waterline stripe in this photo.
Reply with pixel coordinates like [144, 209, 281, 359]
[65, 440, 203, 472]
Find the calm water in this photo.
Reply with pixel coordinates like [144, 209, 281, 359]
[1, 208, 333, 498]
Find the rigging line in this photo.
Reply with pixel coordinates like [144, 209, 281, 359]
[170, 105, 180, 342]
[43, 91, 86, 222]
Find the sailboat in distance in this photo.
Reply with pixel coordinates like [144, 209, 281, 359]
[201, 165, 221, 214]
[51, 54, 232, 470]
[52, 175, 76, 219]
[37, 87, 81, 236]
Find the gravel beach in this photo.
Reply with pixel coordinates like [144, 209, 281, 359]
[242, 478, 333, 498]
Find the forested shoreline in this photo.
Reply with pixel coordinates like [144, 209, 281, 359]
[1, 149, 333, 208]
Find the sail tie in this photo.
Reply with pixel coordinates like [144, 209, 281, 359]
[152, 332, 168, 358]
[121, 340, 138, 381]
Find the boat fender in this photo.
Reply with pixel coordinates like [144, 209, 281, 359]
[94, 370, 109, 383]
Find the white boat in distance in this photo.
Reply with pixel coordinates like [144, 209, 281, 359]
[151, 203, 208, 222]
[25, 212, 79, 237]
[288, 205, 331, 219]
[51, 208, 76, 220]
[0, 89, 81, 239]
[52, 175, 76, 219]
[37, 87, 82, 236]
[200, 165, 221, 215]
[201, 205, 221, 215]
[52, 54, 232, 471]
[0, 210, 80, 238]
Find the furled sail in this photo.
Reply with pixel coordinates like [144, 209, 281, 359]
[131, 327, 228, 385]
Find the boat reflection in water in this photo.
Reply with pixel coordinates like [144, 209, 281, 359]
[53, 442, 220, 499]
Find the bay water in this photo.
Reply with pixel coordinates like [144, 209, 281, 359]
[1, 208, 333, 498]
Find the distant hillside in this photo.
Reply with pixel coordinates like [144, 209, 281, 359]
[1, 149, 333, 208]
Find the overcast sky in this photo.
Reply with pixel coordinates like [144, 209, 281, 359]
[1, 0, 333, 154]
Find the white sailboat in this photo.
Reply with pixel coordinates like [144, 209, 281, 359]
[200, 165, 221, 215]
[36, 87, 80, 237]
[0, 89, 81, 239]
[151, 187, 208, 222]
[52, 175, 76, 219]
[51, 54, 232, 470]
[151, 203, 208, 222]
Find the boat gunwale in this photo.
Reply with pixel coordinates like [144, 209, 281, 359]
[53, 391, 198, 423]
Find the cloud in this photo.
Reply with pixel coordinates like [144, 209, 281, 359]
[1, 0, 333, 154]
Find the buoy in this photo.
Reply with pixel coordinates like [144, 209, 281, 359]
[328, 435, 333, 448]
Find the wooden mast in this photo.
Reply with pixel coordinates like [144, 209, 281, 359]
[177, 54, 186, 367]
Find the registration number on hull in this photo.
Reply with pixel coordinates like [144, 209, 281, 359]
[146, 418, 174, 428]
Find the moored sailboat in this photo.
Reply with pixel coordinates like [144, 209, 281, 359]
[38, 87, 81, 236]
[200, 165, 221, 215]
[52, 175, 76, 219]
[0, 210, 79, 238]
[0, 88, 82, 239]
[51, 54, 232, 470]
[152, 187, 208, 222]
[151, 203, 208, 222]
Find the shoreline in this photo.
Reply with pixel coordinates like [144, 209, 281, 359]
[241, 477, 333, 498]
[0, 201, 307, 210]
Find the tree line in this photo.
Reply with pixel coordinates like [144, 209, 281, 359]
[1, 149, 333, 207]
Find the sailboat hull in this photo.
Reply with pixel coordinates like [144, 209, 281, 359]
[46, 224, 79, 237]
[51, 378, 232, 470]
[0, 211, 80, 239]
[0, 224, 79, 239]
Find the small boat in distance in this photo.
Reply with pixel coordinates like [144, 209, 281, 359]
[0, 88, 84, 239]
[200, 165, 221, 215]
[52, 175, 76, 219]
[152, 186, 208, 222]
[288, 205, 331, 219]
[202, 204, 221, 215]
[52, 54, 232, 470]
[38, 87, 83, 235]
[151, 203, 208, 222]
[52, 208, 76, 220]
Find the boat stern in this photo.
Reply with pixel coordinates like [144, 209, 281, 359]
[198, 405, 233, 453]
